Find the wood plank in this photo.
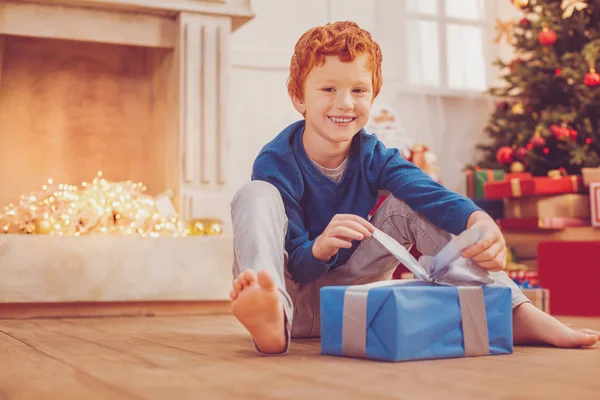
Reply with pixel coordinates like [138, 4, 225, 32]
[44, 318, 370, 400]
[0, 2, 176, 48]
[0, 300, 231, 319]
[0, 319, 222, 400]
[57, 315, 600, 399]
[0, 328, 134, 399]
[0, 315, 598, 399]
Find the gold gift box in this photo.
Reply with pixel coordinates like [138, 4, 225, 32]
[522, 289, 550, 313]
[503, 193, 590, 219]
[189, 218, 224, 236]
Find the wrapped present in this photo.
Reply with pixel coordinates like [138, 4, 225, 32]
[582, 167, 600, 186]
[321, 228, 513, 362]
[591, 182, 600, 228]
[499, 216, 589, 230]
[522, 289, 550, 313]
[503, 194, 590, 219]
[505, 172, 532, 180]
[508, 269, 539, 288]
[466, 169, 504, 199]
[484, 175, 584, 199]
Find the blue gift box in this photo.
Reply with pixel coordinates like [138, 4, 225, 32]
[320, 281, 513, 362]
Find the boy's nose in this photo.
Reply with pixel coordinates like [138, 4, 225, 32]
[335, 92, 353, 111]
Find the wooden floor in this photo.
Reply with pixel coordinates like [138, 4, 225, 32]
[1, 314, 599, 400]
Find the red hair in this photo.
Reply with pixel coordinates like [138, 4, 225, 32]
[287, 21, 383, 102]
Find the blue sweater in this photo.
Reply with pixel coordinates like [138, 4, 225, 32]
[251, 120, 481, 284]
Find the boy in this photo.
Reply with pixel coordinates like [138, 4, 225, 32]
[229, 21, 599, 354]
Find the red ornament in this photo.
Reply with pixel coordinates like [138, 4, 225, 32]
[568, 128, 578, 139]
[496, 101, 510, 111]
[555, 68, 562, 75]
[509, 58, 522, 72]
[543, 147, 550, 154]
[530, 134, 546, 148]
[496, 146, 515, 165]
[515, 147, 529, 161]
[519, 18, 531, 28]
[551, 124, 571, 140]
[586, 138, 593, 144]
[584, 70, 600, 87]
[539, 28, 557, 46]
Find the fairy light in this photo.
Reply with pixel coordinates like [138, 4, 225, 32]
[0, 171, 188, 236]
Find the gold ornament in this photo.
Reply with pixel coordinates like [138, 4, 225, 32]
[513, 0, 529, 9]
[188, 218, 224, 236]
[189, 220, 206, 236]
[561, 0, 587, 19]
[206, 221, 223, 236]
[510, 161, 525, 173]
[35, 218, 52, 234]
[494, 19, 516, 45]
[511, 102, 525, 115]
[547, 169, 566, 179]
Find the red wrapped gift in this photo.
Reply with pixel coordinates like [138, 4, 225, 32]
[591, 182, 600, 227]
[504, 172, 532, 180]
[484, 178, 535, 199]
[484, 175, 584, 199]
[499, 216, 589, 230]
[538, 241, 600, 316]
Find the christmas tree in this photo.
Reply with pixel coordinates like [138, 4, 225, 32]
[474, 0, 600, 177]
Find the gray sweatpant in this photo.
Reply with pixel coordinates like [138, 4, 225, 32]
[231, 180, 529, 353]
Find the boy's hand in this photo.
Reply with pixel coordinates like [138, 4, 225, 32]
[461, 211, 507, 272]
[313, 214, 375, 261]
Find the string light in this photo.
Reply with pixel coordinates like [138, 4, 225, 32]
[0, 171, 187, 236]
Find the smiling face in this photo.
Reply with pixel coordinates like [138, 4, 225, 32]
[292, 54, 374, 150]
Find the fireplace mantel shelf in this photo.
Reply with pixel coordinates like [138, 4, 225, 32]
[12, 0, 255, 31]
[0, 0, 254, 49]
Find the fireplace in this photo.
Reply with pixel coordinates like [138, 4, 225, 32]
[0, 0, 254, 222]
[0, 0, 254, 307]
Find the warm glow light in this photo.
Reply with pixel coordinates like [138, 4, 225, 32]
[0, 172, 188, 236]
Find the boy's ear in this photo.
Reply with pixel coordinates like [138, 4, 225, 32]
[291, 95, 306, 115]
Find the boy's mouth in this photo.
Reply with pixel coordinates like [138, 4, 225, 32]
[328, 116, 355, 124]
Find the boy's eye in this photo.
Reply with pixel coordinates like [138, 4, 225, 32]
[321, 87, 335, 93]
[353, 88, 367, 94]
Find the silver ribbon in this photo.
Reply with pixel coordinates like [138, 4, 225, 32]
[341, 227, 492, 358]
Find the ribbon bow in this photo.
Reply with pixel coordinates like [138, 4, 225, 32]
[372, 226, 493, 286]
[561, 0, 587, 19]
[494, 19, 515, 45]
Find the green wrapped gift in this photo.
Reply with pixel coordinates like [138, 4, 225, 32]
[466, 169, 505, 199]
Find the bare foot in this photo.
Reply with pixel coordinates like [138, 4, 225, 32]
[513, 303, 600, 348]
[230, 269, 287, 354]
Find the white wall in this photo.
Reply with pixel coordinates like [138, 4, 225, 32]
[227, 0, 520, 200]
